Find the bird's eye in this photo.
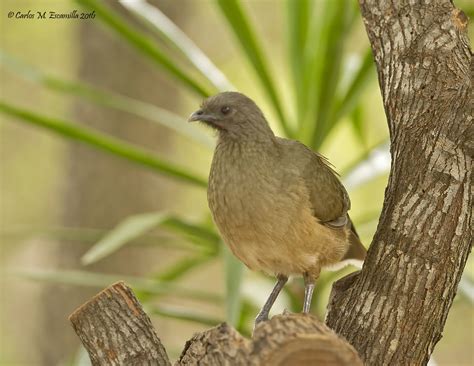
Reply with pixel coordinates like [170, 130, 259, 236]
[221, 106, 231, 115]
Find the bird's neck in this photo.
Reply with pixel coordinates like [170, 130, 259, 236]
[214, 132, 279, 171]
[217, 119, 276, 145]
[216, 131, 277, 150]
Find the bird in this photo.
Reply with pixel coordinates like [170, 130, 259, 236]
[188, 91, 366, 325]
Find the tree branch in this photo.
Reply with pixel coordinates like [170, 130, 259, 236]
[69, 282, 171, 366]
[326, 1, 472, 365]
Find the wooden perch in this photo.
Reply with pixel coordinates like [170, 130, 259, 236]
[70, 282, 362, 366]
[177, 312, 363, 366]
[69, 282, 171, 366]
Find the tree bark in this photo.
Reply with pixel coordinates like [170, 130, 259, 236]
[70, 283, 362, 366]
[326, 1, 472, 365]
[177, 312, 363, 366]
[70, 282, 171, 366]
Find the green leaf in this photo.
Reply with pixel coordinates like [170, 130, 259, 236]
[309, 0, 353, 149]
[138, 253, 215, 303]
[1, 225, 196, 251]
[146, 304, 222, 326]
[333, 48, 375, 122]
[223, 245, 244, 326]
[310, 48, 375, 147]
[350, 104, 366, 145]
[154, 255, 214, 283]
[340, 138, 390, 177]
[287, 0, 311, 125]
[216, 0, 291, 137]
[118, 0, 234, 92]
[75, 0, 214, 97]
[296, 1, 362, 148]
[0, 102, 207, 188]
[82, 212, 168, 265]
[160, 217, 220, 250]
[1, 51, 214, 148]
[13, 269, 221, 303]
[235, 299, 256, 337]
[82, 212, 219, 265]
[296, 0, 340, 144]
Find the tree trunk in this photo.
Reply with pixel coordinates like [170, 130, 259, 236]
[326, 1, 472, 365]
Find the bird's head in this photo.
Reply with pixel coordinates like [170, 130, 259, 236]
[188, 91, 274, 140]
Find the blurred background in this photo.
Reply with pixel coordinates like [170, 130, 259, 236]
[1, 0, 472, 365]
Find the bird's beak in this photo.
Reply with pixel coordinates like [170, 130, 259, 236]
[188, 109, 217, 123]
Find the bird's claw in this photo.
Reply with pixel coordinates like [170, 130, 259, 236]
[254, 313, 269, 329]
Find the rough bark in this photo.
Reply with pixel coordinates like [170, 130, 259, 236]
[70, 283, 362, 366]
[177, 312, 362, 366]
[326, 1, 473, 365]
[176, 323, 251, 365]
[69, 282, 171, 366]
[249, 313, 363, 366]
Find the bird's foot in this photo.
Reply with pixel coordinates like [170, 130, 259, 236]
[253, 274, 288, 331]
[254, 313, 269, 326]
[255, 314, 268, 325]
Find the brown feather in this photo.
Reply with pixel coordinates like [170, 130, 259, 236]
[342, 219, 367, 261]
[196, 91, 366, 278]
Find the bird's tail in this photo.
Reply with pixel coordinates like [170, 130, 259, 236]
[325, 219, 367, 272]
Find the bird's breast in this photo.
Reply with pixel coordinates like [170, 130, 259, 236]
[209, 144, 284, 231]
[209, 151, 278, 227]
[207, 143, 310, 263]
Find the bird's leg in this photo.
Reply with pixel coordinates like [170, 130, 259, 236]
[255, 274, 288, 325]
[303, 272, 315, 313]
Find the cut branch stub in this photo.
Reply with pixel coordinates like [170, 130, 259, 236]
[176, 322, 250, 365]
[69, 281, 171, 366]
[177, 312, 363, 366]
[250, 312, 363, 366]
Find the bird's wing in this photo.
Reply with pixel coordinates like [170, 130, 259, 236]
[279, 139, 350, 227]
[305, 152, 350, 227]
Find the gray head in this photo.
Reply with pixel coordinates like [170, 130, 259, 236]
[188, 92, 274, 140]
